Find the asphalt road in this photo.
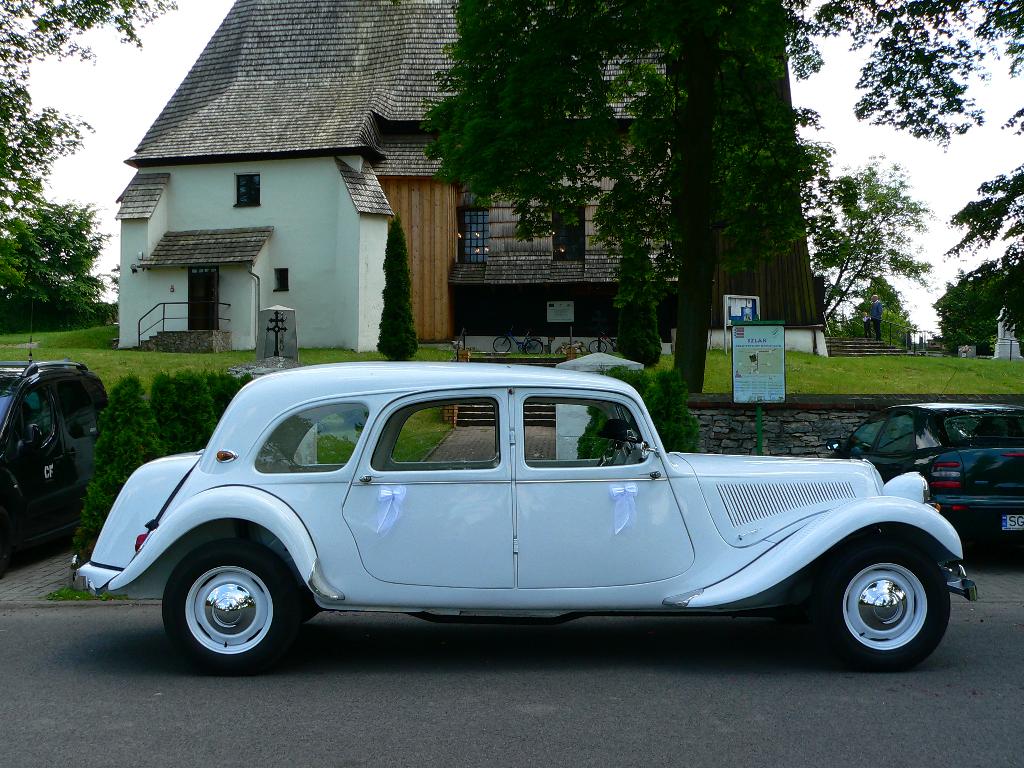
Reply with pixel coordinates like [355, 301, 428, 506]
[1, 556, 1022, 768]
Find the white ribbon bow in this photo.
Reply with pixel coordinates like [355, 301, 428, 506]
[376, 485, 407, 535]
[609, 483, 638, 535]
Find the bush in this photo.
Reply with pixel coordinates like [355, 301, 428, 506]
[377, 215, 418, 360]
[150, 371, 217, 454]
[205, 371, 251, 417]
[73, 376, 163, 557]
[606, 366, 699, 452]
[614, 239, 663, 367]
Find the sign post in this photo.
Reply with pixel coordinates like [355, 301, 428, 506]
[731, 320, 785, 455]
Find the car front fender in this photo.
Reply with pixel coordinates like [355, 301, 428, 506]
[106, 485, 320, 596]
[684, 495, 963, 610]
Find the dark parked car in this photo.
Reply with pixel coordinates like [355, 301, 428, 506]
[831, 403, 1024, 541]
[0, 360, 107, 577]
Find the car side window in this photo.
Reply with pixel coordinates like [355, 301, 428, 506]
[524, 397, 644, 468]
[850, 415, 886, 450]
[255, 403, 368, 473]
[57, 380, 97, 439]
[20, 387, 55, 442]
[371, 398, 499, 471]
[875, 413, 916, 454]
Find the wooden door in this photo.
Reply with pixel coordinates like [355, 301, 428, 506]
[188, 267, 219, 330]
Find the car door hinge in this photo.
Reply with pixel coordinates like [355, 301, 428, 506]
[512, 538, 519, 554]
[509, 428, 516, 446]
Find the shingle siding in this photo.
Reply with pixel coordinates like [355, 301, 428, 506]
[337, 160, 394, 216]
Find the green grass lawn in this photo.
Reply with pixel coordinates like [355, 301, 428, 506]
[2, 325, 1022, 394]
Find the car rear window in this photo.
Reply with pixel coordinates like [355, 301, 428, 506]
[943, 413, 1024, 445]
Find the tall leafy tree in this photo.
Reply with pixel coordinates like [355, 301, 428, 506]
[0, 0, 173, 284]
[0, 201, 109, 331]
[377, 215, 418, 361]
[805, 158, 931, 325]
[426, 0, 821, 393]
[934, 265, 1004, 356]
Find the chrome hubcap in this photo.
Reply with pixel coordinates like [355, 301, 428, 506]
[185, 566, 273, 655]
[843, 563, 927, 650]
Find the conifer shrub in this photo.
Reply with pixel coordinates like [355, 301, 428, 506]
[150, 371, 217, 454]
[206, 371, 251, 418]
[614, 240, 663, 367]
[377, 215, 419, 361]
[73, 375, 163, 557]
[606, 366, 699, 453]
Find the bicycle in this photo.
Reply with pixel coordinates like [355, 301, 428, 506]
[588, 332, 617, 353]
[493, 329, 544, 354]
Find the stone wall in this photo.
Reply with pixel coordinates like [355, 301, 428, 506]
[140, 330, 232, 353]
[688, 394, 1024, 457]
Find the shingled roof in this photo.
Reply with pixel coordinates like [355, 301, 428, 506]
[130, 0, 456, 166]
[116, 173, 170, 219]
[144, 227, 274, 266]
[336, 160, 394, 216]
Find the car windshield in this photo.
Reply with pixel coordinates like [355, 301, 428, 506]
[942, 412, 1024, 445]
[0, 374, 19, 425]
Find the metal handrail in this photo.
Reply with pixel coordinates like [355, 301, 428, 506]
[137, 301, 231, 343]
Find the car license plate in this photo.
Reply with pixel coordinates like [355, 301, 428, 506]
[1002, 514, 1024, 531]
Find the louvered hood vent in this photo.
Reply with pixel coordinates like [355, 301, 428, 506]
[718, 480, 857, 530]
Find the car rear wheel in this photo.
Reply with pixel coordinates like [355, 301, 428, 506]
[162, 540, 301, 674]
[811, 541, 950, 672]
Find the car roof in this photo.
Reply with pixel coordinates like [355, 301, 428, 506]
[889, 402, 1024, 413]
[240, 361, 641, 401]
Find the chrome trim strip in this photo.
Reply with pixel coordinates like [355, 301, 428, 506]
[307, 559, 345, 601]
[515, 477, 666, 484]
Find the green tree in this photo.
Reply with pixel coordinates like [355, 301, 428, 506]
[0, 0, 172, 284]
[0, 201, 109, 331]
[832, 276, 913, 340]
[805, 159, 931, 325]
[934, 266, 1004, 356]
[645, 369, 699, 453]
[426, 0, 821, 393]
[150, 372, 217, 455]
[73, 375, 163, 556]
[377, 215, 418, 361]
[614, 239, 663, 367]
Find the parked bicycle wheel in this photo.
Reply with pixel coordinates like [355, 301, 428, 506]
[523, 338, 544, 354]
[589, 338, 610, 353]
[493, 335, 512, 353]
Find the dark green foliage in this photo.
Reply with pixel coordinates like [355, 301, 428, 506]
[605, 367, 699, 453]
[934, 267, 1003, 355]
[149, 371, 217, 455]
[205, 371, 251, 418]
[0, 202, 110, 332]
[646, 369, 700, 453]
[829, 276, 914, 338]
[73, 375, 162, 556]
[377, 215, 418, 361]
[614, 240, 664, 367]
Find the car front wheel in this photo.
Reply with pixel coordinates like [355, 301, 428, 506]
[811, 541, 950, 672]
[162, 540, 301, 674]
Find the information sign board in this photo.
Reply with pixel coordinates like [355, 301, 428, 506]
[731, 322, 785, 404]
[547, 300, 575, 323]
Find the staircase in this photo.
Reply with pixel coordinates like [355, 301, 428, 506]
[139, 330, 232, 353]
[454, 402, 556, 427]
[825, 337, 909, 357]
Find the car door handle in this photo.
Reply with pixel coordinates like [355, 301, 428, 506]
[359, 475, 373, 484]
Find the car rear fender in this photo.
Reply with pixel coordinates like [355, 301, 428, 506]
[105, 485, 321, 598]
[684, 495, 963, 610]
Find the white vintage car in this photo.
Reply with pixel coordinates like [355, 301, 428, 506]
[78, 363, 976, 674]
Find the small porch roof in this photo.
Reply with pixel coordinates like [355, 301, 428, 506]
[143, 227, 274, 267]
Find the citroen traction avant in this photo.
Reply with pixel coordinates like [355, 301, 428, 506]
[78, 363, 976, 674]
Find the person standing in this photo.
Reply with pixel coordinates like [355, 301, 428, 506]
[869, 294, 883, 341]
[862, 313, 871, 338]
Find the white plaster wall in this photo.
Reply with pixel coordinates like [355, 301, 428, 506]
[355, 215, 388, 351]
[119, 156, 381, 349]
[118, 184, 173, 347]
[706, 327, 827, 356]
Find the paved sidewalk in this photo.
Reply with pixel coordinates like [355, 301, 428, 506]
[0, 542, 73, 601]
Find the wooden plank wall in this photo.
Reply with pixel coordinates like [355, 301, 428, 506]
[379, 177, 457, 340]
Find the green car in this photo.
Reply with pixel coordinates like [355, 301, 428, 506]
[832, 403, 1024, 542]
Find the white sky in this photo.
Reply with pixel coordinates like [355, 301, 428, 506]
[27, 0, 1021, 332]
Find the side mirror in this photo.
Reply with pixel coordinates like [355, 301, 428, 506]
[22, 423, 43, 452]
[826, 441, 840, 454]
